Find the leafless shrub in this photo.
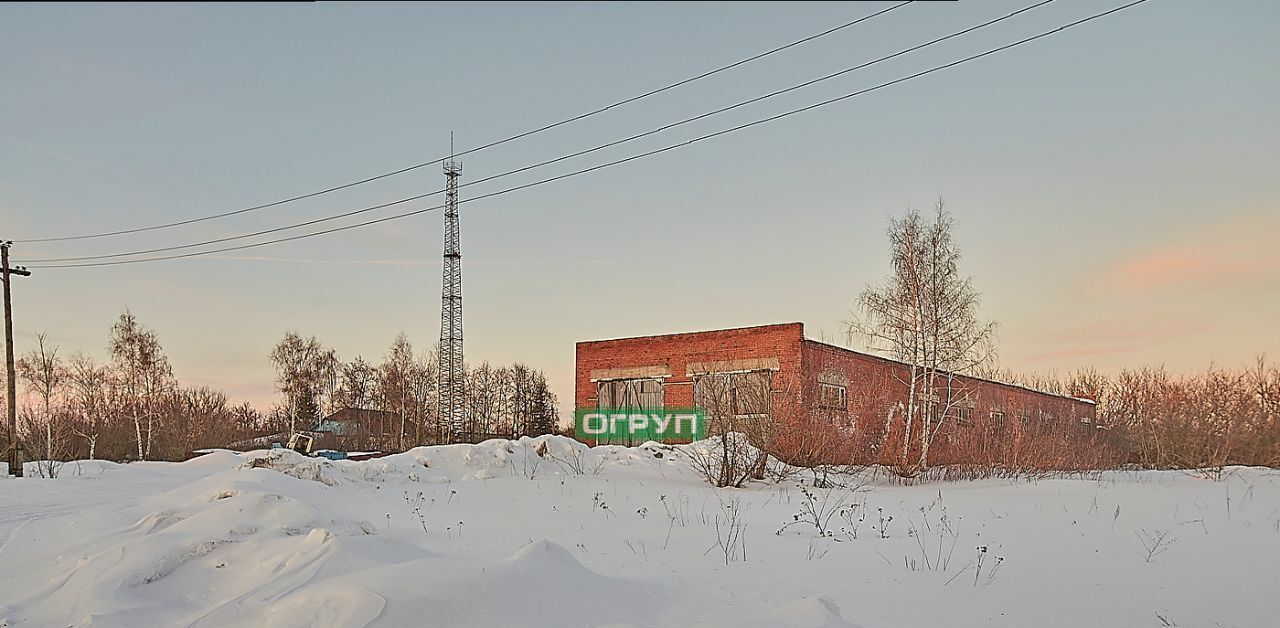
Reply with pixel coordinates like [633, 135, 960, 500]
[1083, 358, 1278, 470]
[403, 490, 430, 535]
[515, 447, 542, 480]
[547, 443, 603, 476]
[703, 494, 748, 565]
[1136, 527, 1177, 563]
[964, 354, 1280, 473]
[776, 484, 864, 538]
[807, 539, 831, 561]
[904, 492, 960, 572]
[660, 493, 691, 533]
[837, 497, 869, 539]
[972, 545, 1004, 586]
[685, 433, 760, 488]
[20, 409, 70, 479]
[590, 491, 615, 518]
[623, 539, 648, 560]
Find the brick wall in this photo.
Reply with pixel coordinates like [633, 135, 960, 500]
[575, 322, 1104, 467]
[575, 322, 806, 413]
[797, 341, 1099, 465]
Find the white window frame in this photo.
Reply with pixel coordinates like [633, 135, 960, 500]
[818, 382, 847, 410]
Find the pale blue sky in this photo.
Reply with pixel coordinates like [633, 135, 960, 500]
[2, 1, 1277, 410]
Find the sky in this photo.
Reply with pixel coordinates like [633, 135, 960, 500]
[2, 1, 1277, 414]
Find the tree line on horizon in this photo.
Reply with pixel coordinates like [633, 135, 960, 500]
[980, 361, 1280, 472]
[2, 312, 560, 469]
[268, 330, 559, 451]
[3, 201, 1276, 477]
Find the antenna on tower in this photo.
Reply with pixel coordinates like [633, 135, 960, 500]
[439, 133, 465, 442]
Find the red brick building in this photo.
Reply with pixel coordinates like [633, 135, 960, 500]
[576, 323, 1100, 466]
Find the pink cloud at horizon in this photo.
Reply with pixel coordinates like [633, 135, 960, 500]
[1105, 211, 1280, 292]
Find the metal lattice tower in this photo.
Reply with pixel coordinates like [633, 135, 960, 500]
[439, 141, 465, 441]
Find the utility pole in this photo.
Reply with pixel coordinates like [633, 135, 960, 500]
[2, 241, 32, 478]
[439, 136, 465, 443]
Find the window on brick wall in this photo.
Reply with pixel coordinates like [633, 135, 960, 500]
[597, 378, 664, 410]
[693, 370, 772, 418]
[819, 383, 847, 410]
[990, 410, 1006, 431]
[952, 406, 973, 426]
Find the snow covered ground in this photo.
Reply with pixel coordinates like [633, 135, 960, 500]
[0, 436, 1275, 628]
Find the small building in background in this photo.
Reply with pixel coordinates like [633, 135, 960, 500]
[309, 407, 409, 452]
[575, 322, 1102, 467]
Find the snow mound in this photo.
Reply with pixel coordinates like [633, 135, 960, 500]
[12, 439, 1273, 627]
[240, 449, 347, 486]
[236, 435, 685, 486]
[0, 470, 420, 627]
[263, 538, 662, 628]
[500, 538, 602, 579]
[380, 434, 687, 482]
[232, 435, 753, 489]
[19, 458, 122, 478]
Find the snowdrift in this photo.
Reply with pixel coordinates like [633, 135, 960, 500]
[1, 436, 1274, 627]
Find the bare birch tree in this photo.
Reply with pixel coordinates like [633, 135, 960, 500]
[379, 333, 418, 450]
[109, 311, 174, 461]
[161, 385, 230, 458]
[16, 332, 66, 464]
[464, 362, 498, 437]
[849, 200, 996, 476]
[411, 348, 438, 444]
[315, 348, 340, 416]
[66, 353, 109, 459]
[336, 356, 379, 410]
[269, 332, 329, 434]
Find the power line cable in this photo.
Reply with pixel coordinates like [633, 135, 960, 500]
[24, 0, 1054, 264]
[22, 0, 1149, 270]
[13, 2, 912, 244]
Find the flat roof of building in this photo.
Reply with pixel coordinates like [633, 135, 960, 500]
[576, 322, 803, 346]
[578, 321, 1094, 405]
